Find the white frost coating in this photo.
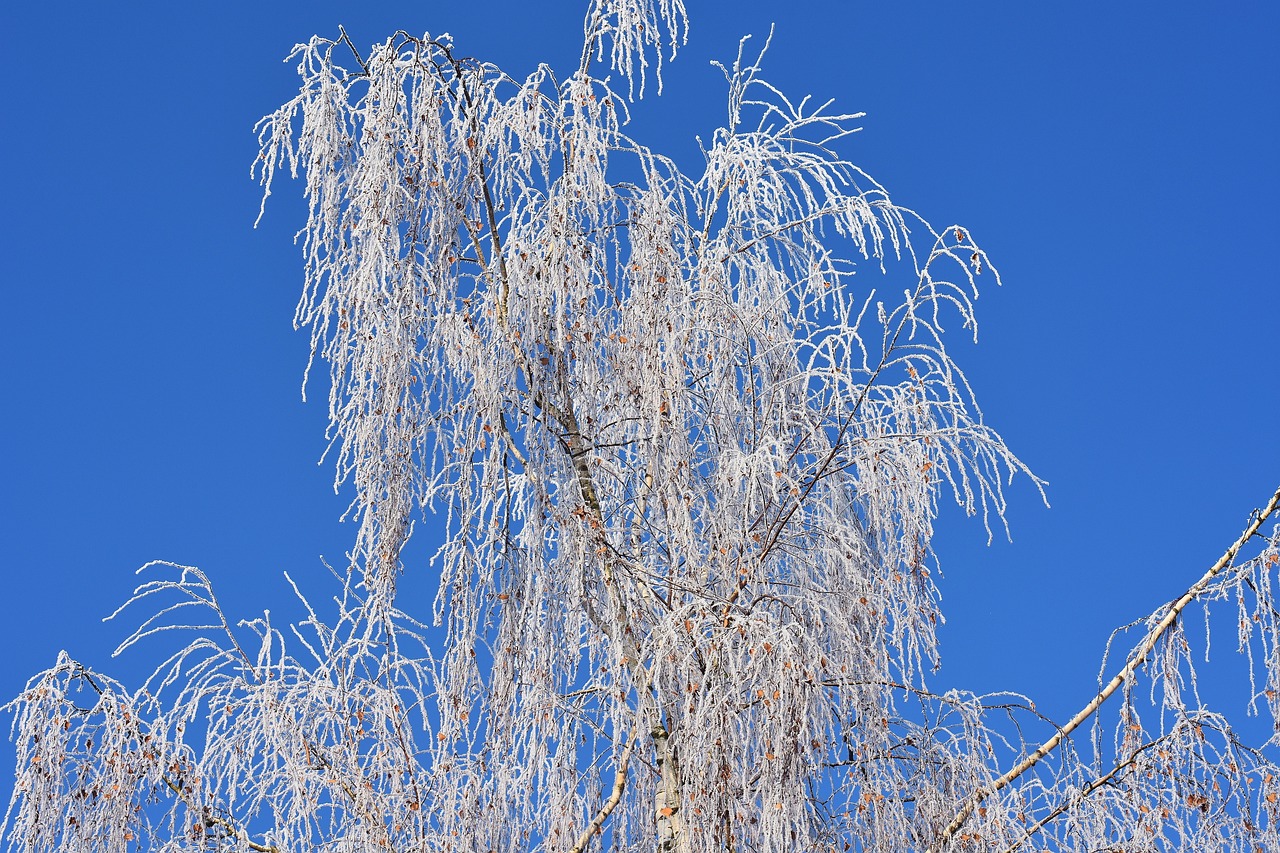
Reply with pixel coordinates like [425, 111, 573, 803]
[6, 7, 1280, 853]
[582, 0, 688, 97]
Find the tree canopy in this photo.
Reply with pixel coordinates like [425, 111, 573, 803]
[5, 2, 1279, 852]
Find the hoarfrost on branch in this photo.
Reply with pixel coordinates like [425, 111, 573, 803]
[6, 2, 1280, 851]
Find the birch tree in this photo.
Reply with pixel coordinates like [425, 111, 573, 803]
[6, 2, 1280, 851]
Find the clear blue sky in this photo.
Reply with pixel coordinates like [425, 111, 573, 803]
[2, 0, 1277, 789]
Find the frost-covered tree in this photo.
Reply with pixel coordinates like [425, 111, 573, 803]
[5, 2, 1280, 851]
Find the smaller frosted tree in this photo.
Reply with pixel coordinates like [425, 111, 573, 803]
[6, 2, 1280, 851]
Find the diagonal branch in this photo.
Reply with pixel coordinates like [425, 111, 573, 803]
[931, 483, 1280, 852]
[570, 725, 640, 853]
[997, 736, 1164, 853]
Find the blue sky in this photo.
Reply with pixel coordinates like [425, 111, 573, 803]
[2, 0, 1277, 792]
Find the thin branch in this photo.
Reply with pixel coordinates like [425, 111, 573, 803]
[998, 737, 1163, 853]
[569, 725, 640, 853]
[336, 25, 370, 75]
